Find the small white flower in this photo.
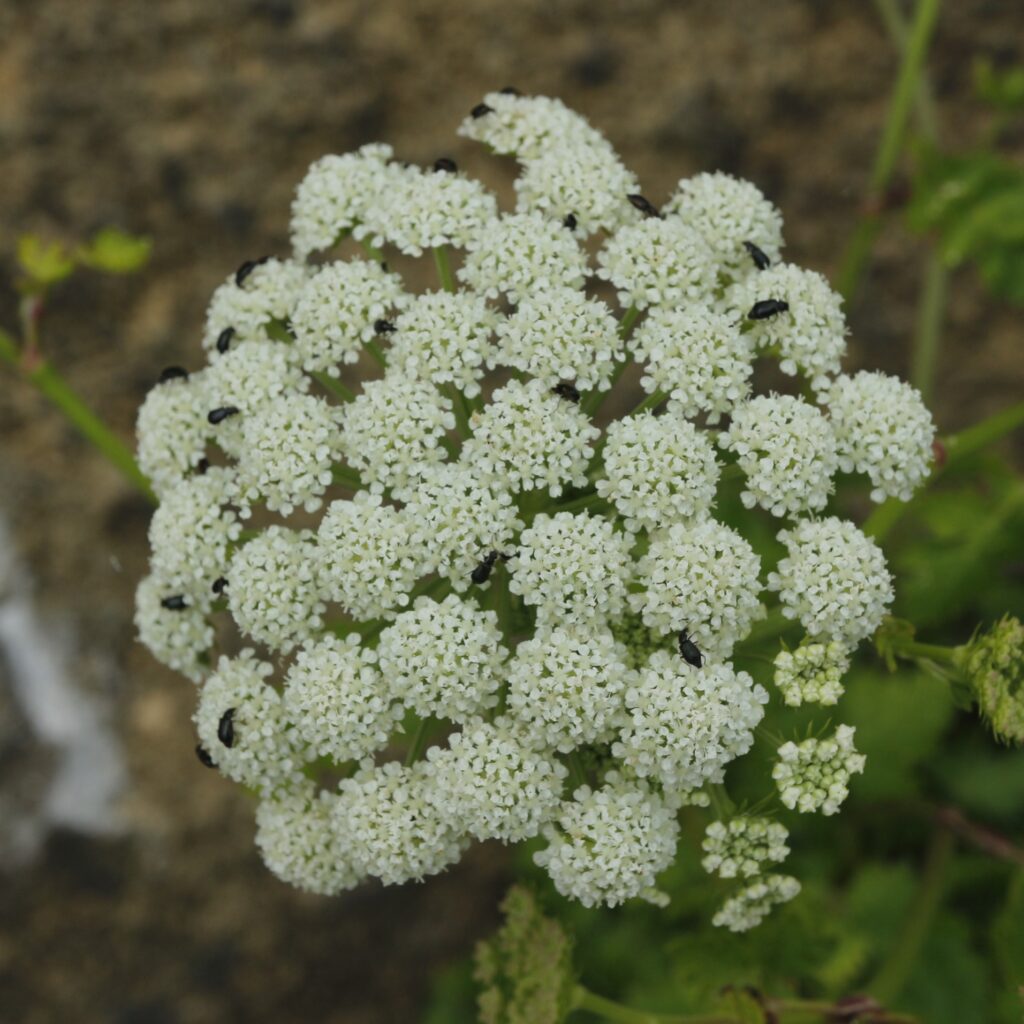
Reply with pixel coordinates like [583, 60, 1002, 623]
[289, 143, 395, 259]
[202, 258, 309, 352]
[458, 211, 589, 302]
[336, 760, 467, 885]
[492, 288, 624, 391]
[597, 413, 720, 532]
[194, 650, 307, 796]
[236, 392, 344, 516]
[732, 262, 846, 391]
[773, 640, 851, 707]
[390, 290, 498, 399]
[427, 717, 567, 843]
[377, 593, 508, 722]
[462, 378, 599, 496]
[289, 259, 411, 376]
[147, 467, 240, 599]
[316, 492, 420, 619]
[510, 512, 633, 627]
[701, 817, 790, 879]
[596, 216, 716, 310]
[773, 725, 866, 815]
[768, 517, 893, 646]
[136, 372, 212, 497]
[614, 651, 768, 791]
[719, 394, 838, 517]
[134, 573, 213, 683]
[826, 371, 936, 502]
[284, 633, 402, 763]
[255, 786, 364, 895]
[357, 163, 499, 257]
[227, 526, 324, 654]
[507, 623, 631, 753]
[402, 464, 522, 589]
[338, 375, 455, 498]
[712, 874, 801, 932]
[534, 773, 680, 909]
[632, 519, 764, 658]
[631, 305, 754, 424]
[664, 172, 784, 278]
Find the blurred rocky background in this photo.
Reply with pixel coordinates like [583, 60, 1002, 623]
[0, 1, 1022, 1021]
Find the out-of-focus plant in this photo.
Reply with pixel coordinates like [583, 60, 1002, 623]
[0, 227, 154, 500]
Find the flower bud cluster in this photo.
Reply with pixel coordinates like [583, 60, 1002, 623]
[134, 92, 936, 925]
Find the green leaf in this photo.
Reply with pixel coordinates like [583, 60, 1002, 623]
[77, 227, 151, 274]
[16, 235, 76, 288]
[974, 57, 1024, 112]
[842, 669, 954, 800]
[908, 148, 1024, 305]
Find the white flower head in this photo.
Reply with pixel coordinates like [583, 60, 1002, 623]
[664, 172, 784, 278]
[202, 258, 309, 353]
[734, 262, 847, 391]
[336, 760, 467, 885]
[289, 143, 395, 259]
[768, 517, 893, 646]
[492, 288, 624, 391]
[462, 378, 599, 496]
[427, 717, 567, 843]
[227, 526, 324, 654]
[402, 463, 523, 590]
[632, 519, 764, 658]
[827, 371, 936, 502]
[712, 874, 801, 932]
[338, 375, 455, 498]
[614, 651, 768, 791]
[773, 725, 866, 815]
[236, 392, 344, 516]
[358, 163, 499, 257]
[510, 512, 633, 627]
[194, 649, 307, 796]
[631, 305, 754, 424]
[377, 593, 508, 722]
[774, 639, 851, 707]
[255, 786, 364, 895]
[134, 573, 213, 683]
[597, 413, 720, 532]
[534, 773, 680, 909]
[136, 372, 212, 497]
[507, 623, 631, 753]
[596, 216, 716, 310]
[284, 633, 402, 763]
[719, 394, 838, 517]
[147, 467, 240, 599]
[458, 211, 588, 302]
[316, 492, 420, 619]
[701, 817, 790, 879]
[390, 290, 498, 398]
[289, 259, 411, 376]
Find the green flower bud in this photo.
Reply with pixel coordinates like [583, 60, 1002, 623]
[957, 616, 1024, 744]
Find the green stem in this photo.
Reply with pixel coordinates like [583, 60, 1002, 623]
[885, 638, 959, 664]
[565, 753, 589, 793]
[311, 371, 356, 402]
[359, 238, 386, 263]
[446, 384, 472, 440]
[736, 606, 793, 649]
[838, 0, 942, 301]
[581, 306, 641, 417]
[364, 339, 388, 368]
[707, 782, 736, 819]
[432, 246, 457, 293]
[571, 986, 733, 1024]
[909, 251, 948, 404]
[629, 390, 668, 418]
[554, 492, 610, 516]
[404, 716, 433, 766]
[1, 326, 156, 503]
[331, 464, 364, 489]
[868, 829, 953, 1002]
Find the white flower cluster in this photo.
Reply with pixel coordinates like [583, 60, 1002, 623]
[701, 817, 790, 879]
[773, 725, 867, 815]
[134, 92, 936, 923]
